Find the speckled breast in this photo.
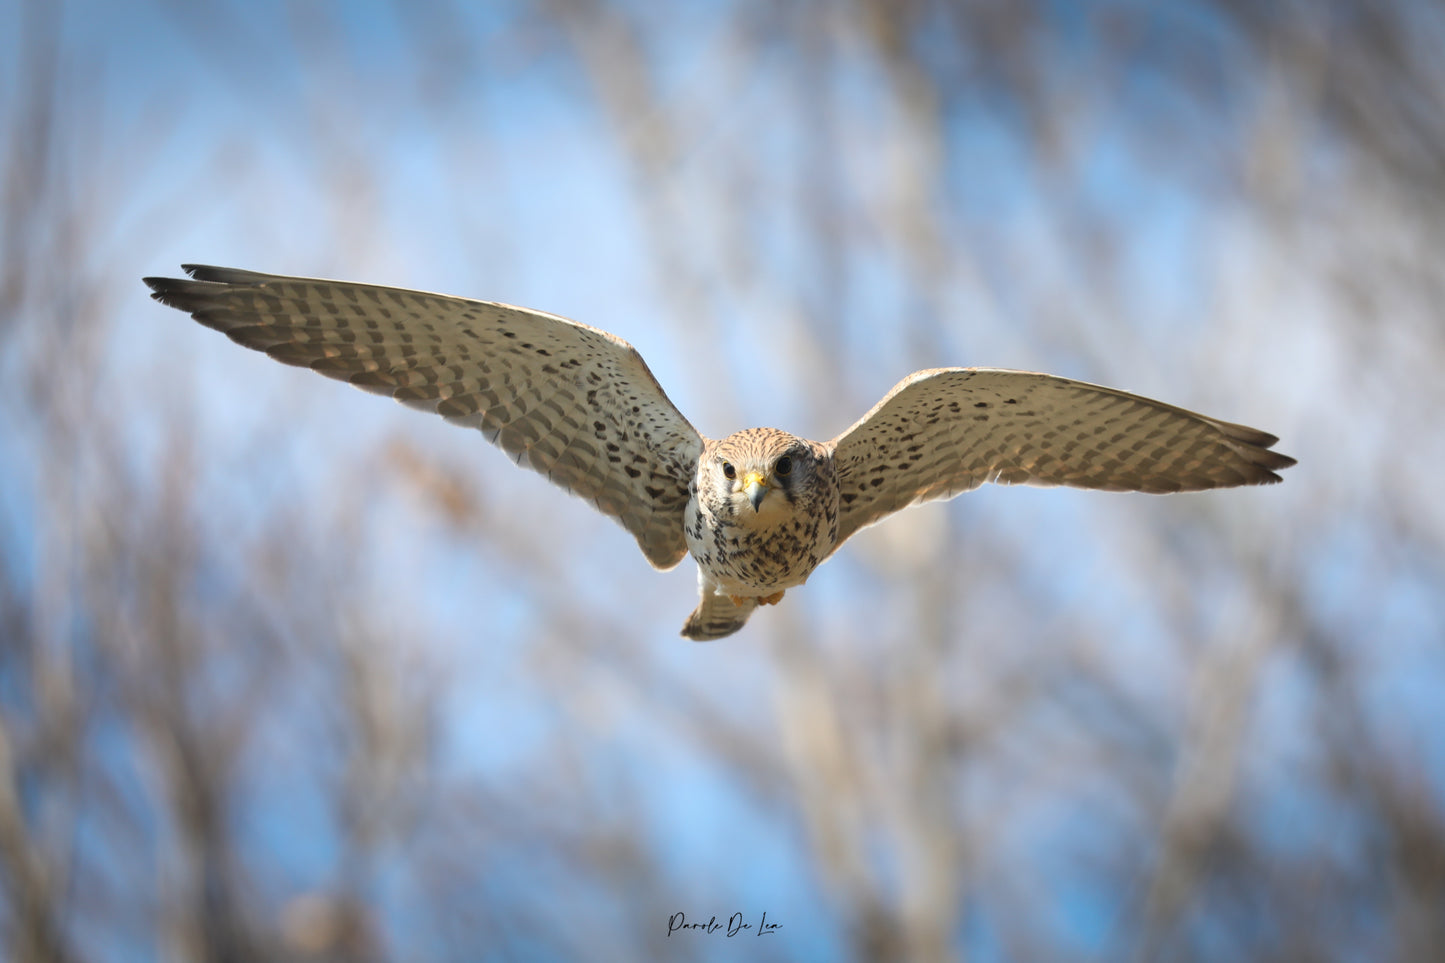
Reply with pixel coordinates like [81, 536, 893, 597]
[683, 490, 840, 597]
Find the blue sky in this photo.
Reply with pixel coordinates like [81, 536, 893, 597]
[3, 0, 1443, 960]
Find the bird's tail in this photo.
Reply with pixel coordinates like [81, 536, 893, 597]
[681, 590, 757, 641]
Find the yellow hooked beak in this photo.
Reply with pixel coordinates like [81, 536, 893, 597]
[741, 470, 770, 512]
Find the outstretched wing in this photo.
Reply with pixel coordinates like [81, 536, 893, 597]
[144, 265, 703, 569]
[828, 367, 1295, 547]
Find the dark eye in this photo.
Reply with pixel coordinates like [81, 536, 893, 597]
[722, 461, 736, 479]
[775, 456, 793, 477]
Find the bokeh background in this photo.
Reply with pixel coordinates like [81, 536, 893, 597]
[3, 1, 1443, 960]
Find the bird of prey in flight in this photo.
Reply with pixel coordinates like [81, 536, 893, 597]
[146, 266, 1295, 639]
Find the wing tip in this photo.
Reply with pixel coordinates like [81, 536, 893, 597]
[1243, 438, 1296, 484]
[143, 273, 203, 309]
[1206, 413, 1295, 487]
[145, 265, 286, 318]
[144, 265, 269, 293]
[180, 264, 269, 285]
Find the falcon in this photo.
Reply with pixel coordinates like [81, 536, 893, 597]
[144, 266, 1296, 640]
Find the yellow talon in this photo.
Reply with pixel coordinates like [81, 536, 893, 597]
[727, 591, 786, 607]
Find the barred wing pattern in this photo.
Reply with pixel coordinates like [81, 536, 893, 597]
[145, 265, 703, 569]
[829, 367, 1296, 547]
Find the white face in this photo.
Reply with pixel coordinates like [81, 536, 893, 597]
[700, 430, 814, 523]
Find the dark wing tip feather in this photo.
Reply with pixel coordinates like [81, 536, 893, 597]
[1224, 423, 1296, 486]
[180, 264, 275, 285]
[143, 266, 274, 306]
[142, 276, 246, 335]
[142, 273, 191, 296]
[143, 275, 210, 311]
[1217, 420, 1279, 449]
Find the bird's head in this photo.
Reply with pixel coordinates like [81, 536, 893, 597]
[700, 428, 819, 521]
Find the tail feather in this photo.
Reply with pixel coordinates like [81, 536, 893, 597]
[681, 591, 757, 641]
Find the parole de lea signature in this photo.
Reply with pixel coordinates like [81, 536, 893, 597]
[667, 911, 781, 937]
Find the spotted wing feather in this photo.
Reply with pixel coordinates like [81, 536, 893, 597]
[829, 367, 1296, 547]
[144, 265, 703, 569]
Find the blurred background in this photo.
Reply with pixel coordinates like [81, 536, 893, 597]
[2, 1, 1443, 960]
